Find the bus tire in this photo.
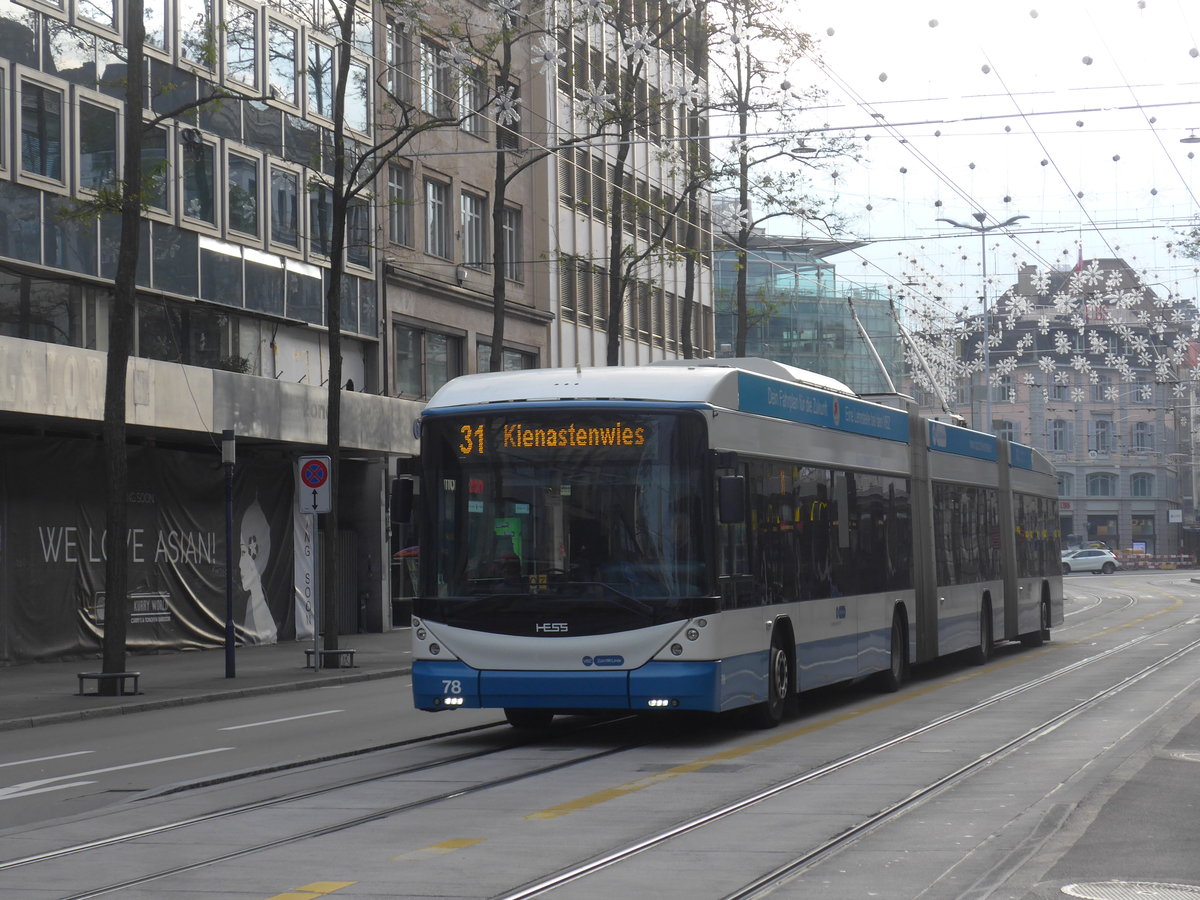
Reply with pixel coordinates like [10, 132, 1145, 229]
[967, 599, 994, 666]
[504, 708, 554, 730]
[1021, 595, 1051, 647]
[750, 630, 791, 728]
[876, 612, 908, 693]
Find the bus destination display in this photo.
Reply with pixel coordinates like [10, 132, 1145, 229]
[456, 420, 648, 457]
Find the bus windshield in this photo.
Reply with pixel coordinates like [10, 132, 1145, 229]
[421, 410, 709, 623]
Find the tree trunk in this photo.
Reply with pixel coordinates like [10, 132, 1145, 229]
[100, 0, 146, 690]
[321, 0, 359, 664]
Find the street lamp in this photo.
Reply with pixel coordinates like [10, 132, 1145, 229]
[936, 212, 1029, 432]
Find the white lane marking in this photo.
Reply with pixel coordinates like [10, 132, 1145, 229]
[0, 748, 234, 801]
[0, 751, 94, 770]
[219, 709, 344, 731]
[2, 781, 97, 800]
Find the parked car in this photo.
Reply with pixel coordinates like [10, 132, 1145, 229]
[1061, 548, 1121, 575]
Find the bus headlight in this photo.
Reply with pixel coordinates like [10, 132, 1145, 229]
[685, 628, 700, 641]
[416, 628, 427, 641]
[429, 643, 441, 655]
[670, 643, 683, 656]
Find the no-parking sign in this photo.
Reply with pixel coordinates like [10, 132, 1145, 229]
[297, 455, 332, 514]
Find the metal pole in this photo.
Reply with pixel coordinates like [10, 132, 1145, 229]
[312, 523, 320, 672]
[980, 224, 991, 434]
[222, 429, 236, 679]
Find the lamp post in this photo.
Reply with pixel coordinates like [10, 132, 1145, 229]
[936, 212, 1029, 432]
[222, 429, 236, 679]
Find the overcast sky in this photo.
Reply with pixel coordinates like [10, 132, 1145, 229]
[773, 0, 1200, 323]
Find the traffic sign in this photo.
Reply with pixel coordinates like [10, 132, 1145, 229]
[298, 455, 332, 514]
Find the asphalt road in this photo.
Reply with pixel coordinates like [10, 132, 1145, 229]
[3, 570, 1199, 899]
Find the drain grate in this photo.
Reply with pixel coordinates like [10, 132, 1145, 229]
[1063, 883, 1200, 900]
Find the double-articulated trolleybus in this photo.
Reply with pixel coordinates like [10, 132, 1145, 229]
[407, 358, 1063, 728]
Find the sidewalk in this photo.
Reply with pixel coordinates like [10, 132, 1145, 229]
[0, 630, 412, 732]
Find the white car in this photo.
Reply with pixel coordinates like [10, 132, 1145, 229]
[1061, 548, 1120, 575]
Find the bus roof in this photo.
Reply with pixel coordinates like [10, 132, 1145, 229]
[423, 359, 856, 413]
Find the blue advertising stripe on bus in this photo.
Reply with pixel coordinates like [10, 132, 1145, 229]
[736, 372, 909, 442]
[1009, 443, 1035, 470]
[928, 419, 998, 461]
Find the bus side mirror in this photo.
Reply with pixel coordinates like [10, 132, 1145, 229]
[392, 478, 414, 523]
[718, 475, 745, 524]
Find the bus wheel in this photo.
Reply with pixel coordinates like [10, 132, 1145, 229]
[1021, 597, 1051, 647]
[968, 600, 994, 666]
[750, 631, 791, 728]
[504, 708, 554, 730]
[876, 613, 907, 693]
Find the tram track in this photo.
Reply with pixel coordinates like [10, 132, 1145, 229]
[492, 610, 1200, 900]
[5, 591, 1197, 899]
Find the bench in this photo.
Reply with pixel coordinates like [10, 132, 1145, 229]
[304, 648, 357, 669]
[77, 671, 141, 696]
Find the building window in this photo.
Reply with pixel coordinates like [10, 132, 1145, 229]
[1132, 421, 1154, 452]
[501, 206, 522, 282]
[388, 165, 413, 246]
[227, 153, 260, 236]
[226, 2, 258, 87]
[1091, 375, 1112, 403]
[182, 136, 217, 224]
[420, 40, 452, 116]
[142, 124, 170, 212]
[1130, 472, 1155, 498]
[388, 21, 413, 101]
[346, 61, 370, 133]
[1050, 382, 1069, 402]
[270, 166, 299, 247]
[309, 183, 332, 256]
[145, 0, 167, 50]
[20, 79, 64, 182]
[458, 66, 486, 134]
[993, 419, 1017, 442]
[267, 21, 298, 105]
[990, 374, 1013, 403]
[307, 40, 334, 118]
[347, 198, 370, 268]
[1089, 417, 1113, 454]
[1086, 472, 1117, 497]
[1058, 472, 1074, 497]
[425, 178, 450, 258]
[460, 190, 487, 268]
[477, 343, 536, 372]
[1051, 419, 1073, 452]
[79, 99, 118, 192]
[79, 0, 116, 31]
[393, 322, 462, 398]
[179, 0, 214, 67]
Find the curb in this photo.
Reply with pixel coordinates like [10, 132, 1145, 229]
[0, 666, 411, 732]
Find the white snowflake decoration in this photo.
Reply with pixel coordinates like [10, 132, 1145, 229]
[665, 75, 703, 110]
[576, 79, 614, 120]
[493, 86, 521, 125]
[440, 41, 473, 74]
[490, 0, 521, 29]
[1071, 387, 1086, 403]
[622, 26, 655, 68]
[531, 36, 564, 75]
[573, 0, 608, 25]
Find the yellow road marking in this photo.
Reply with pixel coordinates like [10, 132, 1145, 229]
[391, 838, 485, 861]
[266, 882, 356, 900]
[526, 591, 1186, 820]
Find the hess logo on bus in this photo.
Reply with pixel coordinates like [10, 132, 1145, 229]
[536, 622, 569, 633]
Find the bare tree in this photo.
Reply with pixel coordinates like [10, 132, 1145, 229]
[706, 0, 854, 356]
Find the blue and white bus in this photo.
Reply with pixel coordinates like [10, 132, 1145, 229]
[406, 359, 1063, 728]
